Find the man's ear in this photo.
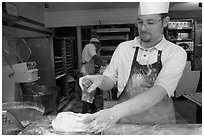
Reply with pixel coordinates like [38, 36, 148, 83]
[163, 16, 170, 28]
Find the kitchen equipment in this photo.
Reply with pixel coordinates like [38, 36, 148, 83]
[3, 38, 31, 63]
[3, 38, 39, 82]
[2, 110, 24, 135]
[3, 37, 58, 114]
[2, 37, 40, 102]
[176, 42, 194, 52]
[21, 83, 60, 114]
[3, 61, 39, 83]
[2, 102, 45, 135]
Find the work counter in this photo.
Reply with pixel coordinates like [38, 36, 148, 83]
[19, 115, 202, 135]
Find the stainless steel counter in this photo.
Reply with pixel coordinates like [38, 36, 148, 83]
[19, 115, 202, 135]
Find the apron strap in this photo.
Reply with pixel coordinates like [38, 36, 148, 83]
[133, 47, 140, 61]
[157, 50, 162, 61]
[157, 50, 162, 66]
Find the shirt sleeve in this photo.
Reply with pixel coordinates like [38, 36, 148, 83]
[154, 47, 187, 97]
[103, 45, 120, 85]
[88, 44, 97, 58]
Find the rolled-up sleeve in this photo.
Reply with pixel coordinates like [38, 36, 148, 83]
[103, 46, 120, 85]
[154, 46, 187, 97]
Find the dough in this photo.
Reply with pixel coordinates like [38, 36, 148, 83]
[52, 111, 90, 132]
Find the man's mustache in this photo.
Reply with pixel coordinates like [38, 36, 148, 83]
[140, 31, 150, 35]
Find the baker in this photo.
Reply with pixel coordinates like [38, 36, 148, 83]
[80, 38, 102, 113]
[79, 2, 187, 133]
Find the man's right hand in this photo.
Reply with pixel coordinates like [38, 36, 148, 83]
[79, 75, 104, 93]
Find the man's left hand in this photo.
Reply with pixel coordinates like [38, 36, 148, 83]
[83, 108, 120, 133]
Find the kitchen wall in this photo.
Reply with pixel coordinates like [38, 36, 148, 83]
[44, 8, 138, 27]
[169, 10, 202, 23]
[44, 7, 202, 28]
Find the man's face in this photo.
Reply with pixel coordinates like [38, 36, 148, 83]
[94, 42, 101, 50]
[136, 14, 165, 43]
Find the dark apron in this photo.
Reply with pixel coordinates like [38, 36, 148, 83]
[118, 47, 176, 124]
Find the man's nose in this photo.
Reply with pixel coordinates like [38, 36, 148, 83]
[140, 24, 148, 30]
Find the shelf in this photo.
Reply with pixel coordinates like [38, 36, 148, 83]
[93, 27, 130, 62]
[101, 46, 117, 51]
[96, 28, 130, 33]
[55, 70, 65, 75]
[57, 96, 69, 112]
[168, 27, 193, 30]
[54, 56, 63, 59]
[82, 39, 90, 42]
[169, 38, 193, 42]
[54, 60, 63, 64]
[99, 35, 128, 41]
[186, 51, 193, 54]
[101, 55, 112, 60]
[55, 66, 64, 70]
[55, 74, 66, 80]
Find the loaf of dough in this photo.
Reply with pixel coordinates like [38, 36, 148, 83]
[52, 112, 90, 132]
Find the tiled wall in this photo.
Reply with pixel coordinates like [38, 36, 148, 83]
[44, 8, 138, 27]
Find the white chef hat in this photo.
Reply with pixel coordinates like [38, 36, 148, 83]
[90, 38, 100, 43]
[138, 2, 170, 15]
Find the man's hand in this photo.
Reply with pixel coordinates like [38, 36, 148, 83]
[83, 108, 120, 133]
[79, 75, 104, 93]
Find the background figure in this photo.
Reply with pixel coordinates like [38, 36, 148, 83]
[80, 38, 102, 113]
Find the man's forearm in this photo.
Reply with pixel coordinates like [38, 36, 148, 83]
[98, 76, 115, 91]
[112, 85, 168, 120]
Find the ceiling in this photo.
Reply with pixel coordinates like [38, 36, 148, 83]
[26, 2, 202, 12]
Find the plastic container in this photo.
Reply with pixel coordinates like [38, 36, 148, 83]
[81, 78, 95, 103]
[81, 87, 95, 103]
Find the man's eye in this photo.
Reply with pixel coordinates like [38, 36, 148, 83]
[138, 21, 143, 24]
[147, 22, 155, 25]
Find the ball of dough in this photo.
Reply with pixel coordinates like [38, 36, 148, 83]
[52, 112, 90, 132]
